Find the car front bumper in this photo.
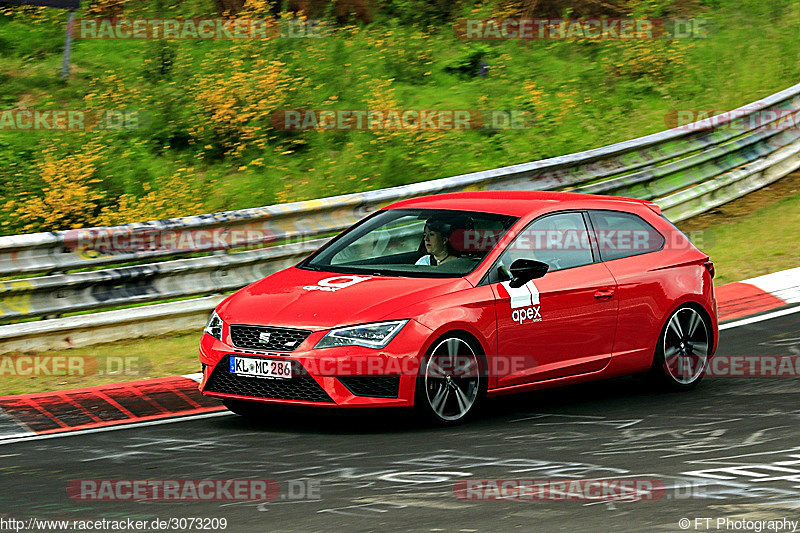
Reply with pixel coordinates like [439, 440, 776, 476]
[198, 319, 433, 408]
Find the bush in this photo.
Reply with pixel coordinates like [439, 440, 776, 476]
[2, 143, 106, 233]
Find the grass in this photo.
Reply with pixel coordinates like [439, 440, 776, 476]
[701, 195, 800, 285]
[2, 171, 799, 395]
[676, 171, 800, 285]
[3, 1, 800, 231]
[0, 332, 201, 395]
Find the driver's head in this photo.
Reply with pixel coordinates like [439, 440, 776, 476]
[423, 217, 457, 257]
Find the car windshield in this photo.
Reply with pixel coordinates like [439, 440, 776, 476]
[300, 208, 519, 278]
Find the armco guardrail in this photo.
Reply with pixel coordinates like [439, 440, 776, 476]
[2, 83, 800, 351]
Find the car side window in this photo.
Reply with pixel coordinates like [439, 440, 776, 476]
[330, 217, 424, 265]
[496, 212, 594, 275]
[588, 210, 665, 261]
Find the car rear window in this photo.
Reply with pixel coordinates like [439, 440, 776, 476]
[588, 210, 665, 261]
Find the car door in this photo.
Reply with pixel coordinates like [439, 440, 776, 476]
[586, 209, 669, 368]
[488, 211, 619, 388]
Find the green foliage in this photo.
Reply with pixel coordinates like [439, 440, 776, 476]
[444, 43, 493, 78]
[1, 0, 800, 234]
[377, 0, 462, 25]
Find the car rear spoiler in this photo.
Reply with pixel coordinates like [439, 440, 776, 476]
[642, 200, 661, 215]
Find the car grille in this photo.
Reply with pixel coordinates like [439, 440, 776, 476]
[338, 376, 401, 398]
[229, 325, 311, 352]
[206, 355, 333, 403]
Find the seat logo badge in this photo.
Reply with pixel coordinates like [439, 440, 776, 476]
[303, 275, 372, 292]
[258, 332, 271, 344]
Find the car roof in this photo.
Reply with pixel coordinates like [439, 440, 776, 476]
[385, 191, 660, 217]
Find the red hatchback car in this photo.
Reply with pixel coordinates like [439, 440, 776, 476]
[199, 191, 718, 424]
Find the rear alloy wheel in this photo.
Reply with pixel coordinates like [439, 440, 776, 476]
[650, 306, 711, 390]
[416, 334, 486, 425]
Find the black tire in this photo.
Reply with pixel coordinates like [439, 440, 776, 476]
[648, 305, 712, 391]
[415, 333, 487, 426]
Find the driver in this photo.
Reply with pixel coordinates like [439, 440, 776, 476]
[415, 218, 459, 266]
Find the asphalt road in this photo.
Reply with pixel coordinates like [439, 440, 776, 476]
[2, 309, 800, 533]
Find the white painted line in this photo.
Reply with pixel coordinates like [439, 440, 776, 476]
[720, 304, 800, 330]
[0, 410, 233, 446]
[0, 432, 35, 441]
[181, 372, 204, 383]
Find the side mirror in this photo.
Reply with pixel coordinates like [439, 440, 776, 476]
[508, 258, 549, 288]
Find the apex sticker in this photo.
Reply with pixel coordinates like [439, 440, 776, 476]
[500, 280, 542, 324]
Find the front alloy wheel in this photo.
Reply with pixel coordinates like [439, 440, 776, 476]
[417, 334, 486, 425]
[650, 306, 712, 390]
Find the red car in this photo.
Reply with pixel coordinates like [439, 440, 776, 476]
[199, 191, 718, 425]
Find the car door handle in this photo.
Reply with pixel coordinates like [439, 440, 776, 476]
[593, 289, 615, 299]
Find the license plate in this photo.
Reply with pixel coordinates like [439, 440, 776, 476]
[229, 356, 292, 379]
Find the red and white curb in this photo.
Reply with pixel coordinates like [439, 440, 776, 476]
[0, 373, 224, 442]
[1, 266, 799, 442]
[716, 266, 800, 321]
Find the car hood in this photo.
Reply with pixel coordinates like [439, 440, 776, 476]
[216, 267, 472, 330]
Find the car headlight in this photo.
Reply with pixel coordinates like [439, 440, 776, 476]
[204, 310, 223, 341]
[314, 320, 409, 350]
